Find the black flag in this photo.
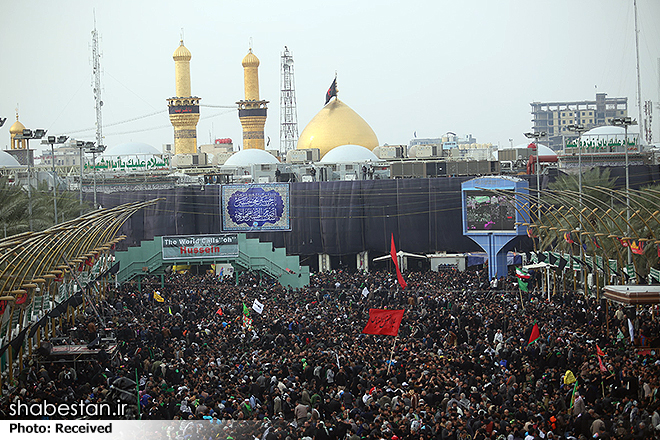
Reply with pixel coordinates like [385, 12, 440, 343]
[325, 78, 337, 105]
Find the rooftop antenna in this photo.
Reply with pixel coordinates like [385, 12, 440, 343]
[280, 46, 299, 155]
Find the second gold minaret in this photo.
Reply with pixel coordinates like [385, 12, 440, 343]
[237, 48, 268, 150]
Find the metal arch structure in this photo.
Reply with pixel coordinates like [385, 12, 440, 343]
[498, 186, 660, 287]
[0, 199, 160, 295]
[0, 199, 161, 387]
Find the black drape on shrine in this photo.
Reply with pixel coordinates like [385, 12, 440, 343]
[89, 165, 660, 257]
[93, 177, 491, 256]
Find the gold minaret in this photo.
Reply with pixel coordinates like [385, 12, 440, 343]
[167, 40, 200, 155]
[237, 48, 268, 150]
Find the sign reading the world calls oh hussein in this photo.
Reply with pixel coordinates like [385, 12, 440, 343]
[161, 234, 239, 260]
[221, 183, 291, 232]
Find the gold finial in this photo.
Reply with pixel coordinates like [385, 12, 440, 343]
[249, 37, 253, 52]
[15, 104, 19, 121]
[180, 28, 184, 44]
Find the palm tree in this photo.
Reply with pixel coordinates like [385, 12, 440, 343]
[0, 176, 30, 237]
[537, 168, 617, 253]
[0, 176, 93, 238]
[536, 167, 660, 284]
[32, 180, 93, 227]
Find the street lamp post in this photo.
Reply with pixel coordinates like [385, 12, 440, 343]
[524, 131, 547, 222]
[611, 117, 637, 274]
[14, 128, 47, 231]
[75, 140, 102, 214]
[44, 136, 69, 224]
[88, 144, 105, 207]
[76, 141, 85, 214]
[567, 124, 587, 288]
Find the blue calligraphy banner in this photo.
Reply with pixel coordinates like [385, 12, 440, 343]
[221, 183, 291, 232]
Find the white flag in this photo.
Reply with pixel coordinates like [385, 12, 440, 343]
[252, 299, 264, 315]
[628, 318, 635, 343]
[362, 287, 369, 298]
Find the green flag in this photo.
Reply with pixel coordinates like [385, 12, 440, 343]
[168, 306, 172, 315]
[518, 278, 529, 292]
[569, 380, 579, 408]
[243, 303, 250, 317]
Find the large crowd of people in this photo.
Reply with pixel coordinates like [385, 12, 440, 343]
[3, 266, 660, 440]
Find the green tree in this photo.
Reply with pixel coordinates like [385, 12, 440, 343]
[0, 176, 29, 237]
[0, 176, 92, 238]
[33, 180, 92, 226]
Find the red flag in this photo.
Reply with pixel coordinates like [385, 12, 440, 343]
[630, 240, 644, 255]
[528, 322, 540, 345]
[596, 344, 606, 357]
[657, 244, 660, 258]
[564, 232, 574, 244]
[593, 237, 601, 249]
[598, 355, 607, 372]
[362, 308, 405, 336]
[618, 237, 629, 247]
[390, 234, 407, 289]
[216, 307, 223, 316]
[85, 256, 93, 267]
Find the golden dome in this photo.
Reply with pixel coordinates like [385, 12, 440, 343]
[242, 49, 260, 68]
[173, 40, 192, 61]
[297, 99, 379, 158]
[9, 116, 25, 135]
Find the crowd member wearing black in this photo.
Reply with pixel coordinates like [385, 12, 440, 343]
[3, 268, 660, 440]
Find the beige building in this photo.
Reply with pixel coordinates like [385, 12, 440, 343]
[531, 92, 627, 150]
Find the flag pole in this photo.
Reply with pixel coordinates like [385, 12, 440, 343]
[136, 368, 141, 420]
[386, 335, 398, 375]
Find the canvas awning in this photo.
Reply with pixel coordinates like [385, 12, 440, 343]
[373, 251, 427, 262]
[602, 285, 660, 305]
[523, 262, 557, 270]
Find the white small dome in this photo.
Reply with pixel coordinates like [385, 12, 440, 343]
[319, 144, 380, 163]
[580, 125, 639, 145]
[223, 149, 280, 167]
[0, 150, 21, 167]
[583, 125, 636, 136]
[497, 143, 556, 159]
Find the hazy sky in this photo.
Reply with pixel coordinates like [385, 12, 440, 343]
[1, 0, 659, 157]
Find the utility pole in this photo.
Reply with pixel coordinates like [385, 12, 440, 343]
[91, 17, 104, 207]
[633, 0, 644, 145]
